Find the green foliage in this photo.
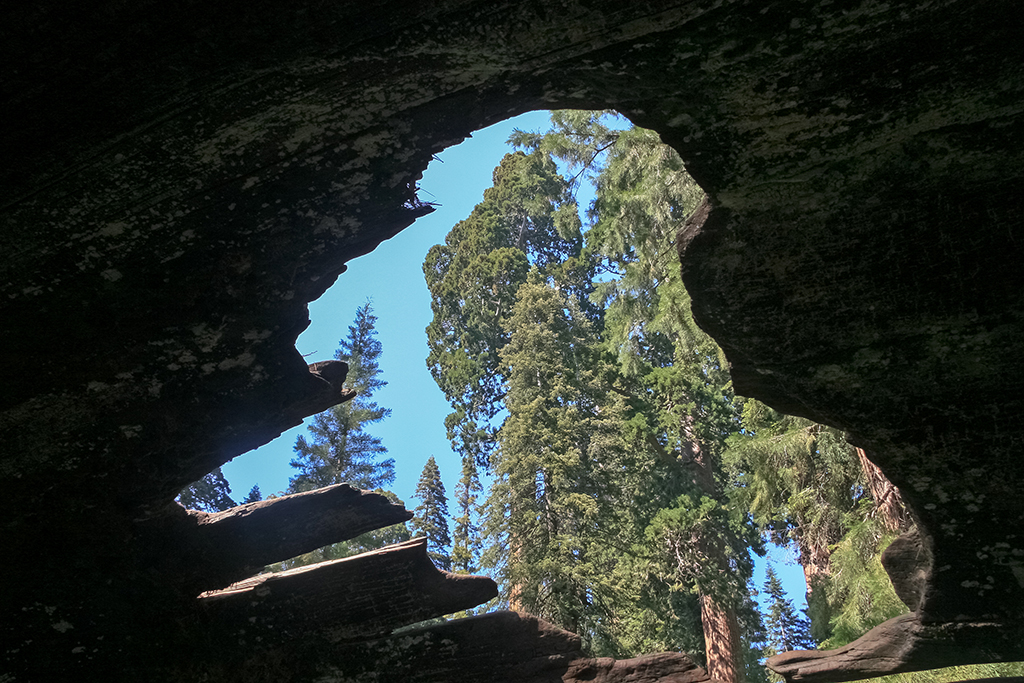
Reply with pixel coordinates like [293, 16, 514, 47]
[857, 662, 1024, 683]
[590, 548, 706, 658]
[496, 113, 763, 671]
[412, 456, 452, 571]
[721, 397, 919, 649]
[820, 510, 908, 649]
[735, 580, 772, 683]
[723, 399, 866, 641]
[483, 277, 610, 637]
[177, 467, 236, 512]
[508, 110, 621, 195]
[424, 151, 585, 468]
[432, 111, 920, 675]
[451, 454, 483, 574]
[436, 112, 762, 669]
[725, 401, 863, 546]
[240, 484, 262, 504]
[290, 301, 394, 492]
[269, 302, 406, 573]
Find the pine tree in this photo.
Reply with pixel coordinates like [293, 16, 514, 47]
[429, 112, 787, 672]
[269, 302, 406, 572]
[177, 467, 236, 512]
[762, 564, 815, 655]
[723, 401, 863, 639]
[412, 456, 452, 571]
[241, 484, 262, 504]
[450, 455, 483, 574]
[289, 301, 394, 492]
[448, 111, 926, 676]
[739, 585, 772, 683]
[722, 399, 914, 644]
[530, 114, 751, 682]
[819, 512, 909, 649]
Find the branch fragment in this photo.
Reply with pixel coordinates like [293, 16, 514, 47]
[187, 483, 412, 592]
[199, 537, 497, 641]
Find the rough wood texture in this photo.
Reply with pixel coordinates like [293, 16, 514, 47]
[187, 483, 413, 593]
[4, 0, 1024, 680]
[311, 611, 716, 683]
[200, 537, 498, 641]
[854, 448, 908, 533]
[880, 528, 932, 613]
[767, 613, 1024, 683]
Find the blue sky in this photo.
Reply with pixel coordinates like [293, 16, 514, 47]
[222, 112, 551, 507]
[221, 110, 809, 613]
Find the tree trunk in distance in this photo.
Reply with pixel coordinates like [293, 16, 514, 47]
[796, 532, 832, 602]
[690, 433, 744, 683]
[700, 593, 743, 683]
[855, 448, 909, 532]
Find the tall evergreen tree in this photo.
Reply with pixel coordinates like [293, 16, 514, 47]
[240, 484, 262, 504]
[290, 301, 394, 492]
[723, 401, 864, 641]
[424, 151, 585, 469]
[818, 511, 909, 649]
[412, 456, 452, 571]
[483, 275, 609, 638]
[738, 585, 771, 683]
[762, 564, 815, 655]
[518, 113, 752, 681]
[177, 467, 236, 512]
[435, 112, 922, 677]
[451, 455, 484, 574]
[723, 399, 914, 645]
[436, 110, 938, 677]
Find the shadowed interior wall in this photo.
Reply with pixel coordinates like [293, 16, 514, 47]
[2, 1, 1023, 680]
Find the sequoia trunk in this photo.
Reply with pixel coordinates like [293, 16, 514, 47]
[855, 448, 909, 532]
[688, 427, 744, 683]
[700, 593, 743, 683]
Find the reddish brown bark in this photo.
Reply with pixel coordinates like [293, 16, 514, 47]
[688, 425, 745, 683]
[199, 538, 498, 641]
[794, 532, 832, 601]
[326, 611, 717, 683]
[768, 613, 1024, 683]
[855, 448, 909, 532]
[700, 594, 743, 683]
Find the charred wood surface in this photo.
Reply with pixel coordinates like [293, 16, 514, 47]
[768, 613, 1024, 683]
[314, 611, 716, 683]
[187, 484, 413, 593]
[4, 0, 1024, 679]
[200, 537, 498, 642]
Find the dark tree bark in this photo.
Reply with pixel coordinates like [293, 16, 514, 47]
[200, 537, 497, 641]
[768, 613, 1024, 683]
[182, 483, 413, 593]
[319, 611, 718, 683]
